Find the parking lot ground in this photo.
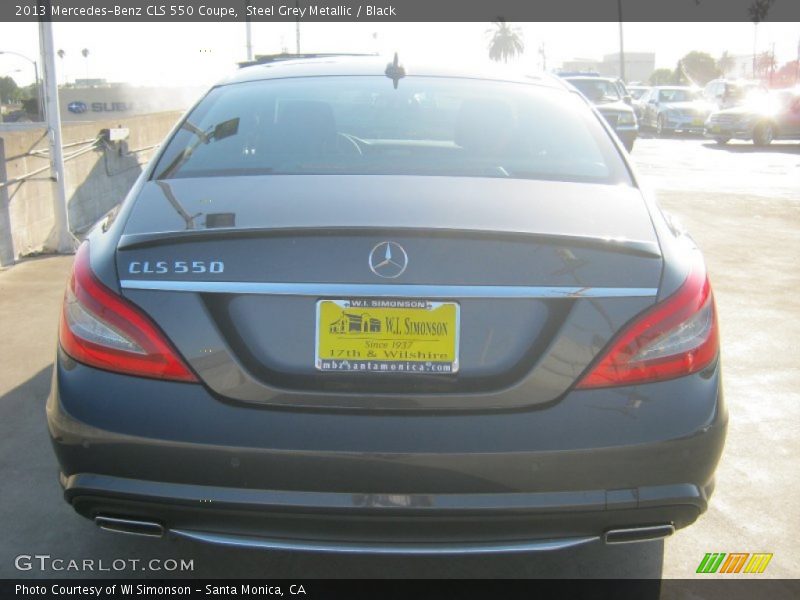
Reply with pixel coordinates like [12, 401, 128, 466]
[0, 138, 798, 579]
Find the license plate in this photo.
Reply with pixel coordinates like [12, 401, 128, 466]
[315, 298, 460, 374]
[693, 117, 704, 126]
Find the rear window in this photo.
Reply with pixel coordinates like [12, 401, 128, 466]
[658, 88, 700, 103]
[153, 76, 631, 185]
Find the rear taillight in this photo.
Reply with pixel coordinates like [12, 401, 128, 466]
[59, 243, 197, 382]
[576, 255, 718, 389]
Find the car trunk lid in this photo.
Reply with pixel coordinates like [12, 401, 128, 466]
[117, 175, 662, 409]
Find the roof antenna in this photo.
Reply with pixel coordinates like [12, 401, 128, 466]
[385, 52, 405, 89]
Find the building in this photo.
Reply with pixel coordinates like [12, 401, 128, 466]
[560, 58, 600, 75]
[560, 52, 656, 84]
[600, 52, 656, 84]
[58, 83, 207, 122]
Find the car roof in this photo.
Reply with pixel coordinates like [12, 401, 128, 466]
[217, 54, 569, 91]
[562, 75, 618, 83]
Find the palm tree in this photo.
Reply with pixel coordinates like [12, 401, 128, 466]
[487, 20, 524, 64]
[717, 51, 734, 77]
[81, 48, 89, 81]
[755, 51, 776, 79]
[748, 0, 775, 78]
[57, 49, 66, 85]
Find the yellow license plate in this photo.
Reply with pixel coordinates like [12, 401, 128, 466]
[693, 118, 704, 126]
[315, 298, 460, 374]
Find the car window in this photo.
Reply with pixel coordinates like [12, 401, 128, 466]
[658, 89, 699, 103]
[153, 76, 632, 186]
[565, 79, 622, 104]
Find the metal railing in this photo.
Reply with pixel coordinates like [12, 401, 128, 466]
[0, 131, 160, 266]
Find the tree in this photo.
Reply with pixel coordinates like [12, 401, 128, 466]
[674, 60, 686, 85]
[81, 47, 89, 80]
[0, 76, 21, 103]
[774, 60, 800, 87]
[487, 20, 524, 64]
[755, 51, 776, 78]
[717, 51, 734, 77]
[749, 0, 776, 23]
[648, 68, 674, 85]
[679, 51, 720, 85]
[749, 1, 776, 78]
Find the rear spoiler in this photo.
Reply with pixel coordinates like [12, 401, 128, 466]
[117, 227, 661, 259]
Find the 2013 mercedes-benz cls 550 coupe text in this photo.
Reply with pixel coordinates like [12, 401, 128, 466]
[48, 56, 726, 553]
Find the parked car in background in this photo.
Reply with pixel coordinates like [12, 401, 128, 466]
[705, 87, 800, 145]
[563, 76, 638, 151]
[639, 86, 712, 136]
[704, 79, 767, 110]
[628, 85, 651, 120]
[628, 85, 650, 101]
[0, 109, 31, 123]
[48, 55, 725, 554]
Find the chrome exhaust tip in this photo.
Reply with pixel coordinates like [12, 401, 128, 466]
[604, 524, 675, 544]
[95, 515, 165, 538]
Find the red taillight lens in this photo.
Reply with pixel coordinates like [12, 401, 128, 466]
[576, 255, 719, 389]
[59, 243, 197, 382]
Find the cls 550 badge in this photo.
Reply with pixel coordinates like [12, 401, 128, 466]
[128, 261, 224, 275]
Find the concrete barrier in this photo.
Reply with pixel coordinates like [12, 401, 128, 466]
[0, 111, 182, 259]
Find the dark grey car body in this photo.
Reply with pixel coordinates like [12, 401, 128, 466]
[48, 57, 726, 553]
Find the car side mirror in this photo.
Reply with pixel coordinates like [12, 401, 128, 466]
[623, 95, 632, 105]
[648, 99, 657, 105]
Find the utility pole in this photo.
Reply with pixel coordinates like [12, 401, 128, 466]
[753, 24, 758, 78]
[39, 18, 73, 253]
[770, 42, 775, 86]
[0, 138, 14, 266]
[617, 0, 626, 82]
[245, 0, 253, 61]
[796, 36, 800, 85]
[295, 1, 301, 54]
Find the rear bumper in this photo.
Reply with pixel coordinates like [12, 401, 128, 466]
[662, 116, 706, 133]
[704, 124, 752, 140]
[48, 355, 727, 552]
[65, 473, 706, 553]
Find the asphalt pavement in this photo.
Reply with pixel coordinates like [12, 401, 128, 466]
[0, 136, 798, 579]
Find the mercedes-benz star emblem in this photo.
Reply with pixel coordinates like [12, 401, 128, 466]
[369, 241, 408, 279]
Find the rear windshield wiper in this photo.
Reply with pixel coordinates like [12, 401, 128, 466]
[155, 117, 239, 180]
